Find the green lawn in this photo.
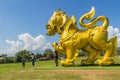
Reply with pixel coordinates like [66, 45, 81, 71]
[0, 57, 120, 80]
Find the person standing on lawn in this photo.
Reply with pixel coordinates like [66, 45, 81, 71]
[31, 53, 35, 66]
[54, 51, 58, 66]
[21, 56, 26, 67]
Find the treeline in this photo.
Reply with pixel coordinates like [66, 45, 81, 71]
[0, 48, 120, 64]
[0, 49, 55, 64]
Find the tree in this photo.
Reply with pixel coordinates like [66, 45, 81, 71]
[15, 50, 31, 62]
[35, 53, 43, 59]
[43, 49, 54, 59]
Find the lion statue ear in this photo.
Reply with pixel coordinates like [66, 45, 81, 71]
[71, 15, 76, 26]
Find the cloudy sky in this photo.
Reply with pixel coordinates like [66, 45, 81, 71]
[0, 0, 120, 56]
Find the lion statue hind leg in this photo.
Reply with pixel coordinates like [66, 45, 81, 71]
[98, 36, 117, 66]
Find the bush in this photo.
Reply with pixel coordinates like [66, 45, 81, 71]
[0, 58, 5, 64]
[0, 57, 15, 64]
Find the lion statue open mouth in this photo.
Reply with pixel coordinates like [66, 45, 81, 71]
[46, 7, 117, 66]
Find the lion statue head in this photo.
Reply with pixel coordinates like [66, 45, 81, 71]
[46, 9, 76, 36]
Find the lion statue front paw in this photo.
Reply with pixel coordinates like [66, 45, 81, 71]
[60, 59, 74, 66]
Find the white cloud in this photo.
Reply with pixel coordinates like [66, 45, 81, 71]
[107, 26, 120, 47]
[0, 33, 52, 56]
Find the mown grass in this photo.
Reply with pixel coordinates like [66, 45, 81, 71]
[0, 57, 120, 80]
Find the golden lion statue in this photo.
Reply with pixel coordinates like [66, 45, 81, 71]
[46, 7, 117, 66]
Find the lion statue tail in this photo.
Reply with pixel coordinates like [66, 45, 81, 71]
[79, 7, 109, 30]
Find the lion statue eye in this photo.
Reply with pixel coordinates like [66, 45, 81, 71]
[46, 24, 51, 29]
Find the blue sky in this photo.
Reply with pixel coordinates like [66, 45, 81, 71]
[0, 0, 120, 56]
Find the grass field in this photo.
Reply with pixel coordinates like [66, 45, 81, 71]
[0, 57, 120, 80]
